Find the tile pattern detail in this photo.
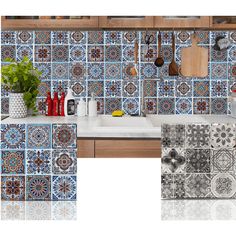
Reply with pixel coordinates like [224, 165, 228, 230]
[161, 123, 236, 199]
[0, 123, 77, 201]
[1, 30, 236, 115]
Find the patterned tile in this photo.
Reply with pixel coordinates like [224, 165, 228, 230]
[161, 148, 185, 174]
[211, 80, 228, 97]
[175, 80, 192, 97]
[122, 80, 139, 97]
[185, 149, 210, 173]
[1, 150, 25, 174]
[140, 31, 157, 45]
[143, 80, 157, 97]
[105, 98, 122, 114]
[26, 175, 51, 200]
[87, 63, 104, 80]
[69, 45, 86, 61]
[27, 124, 51, 149]
[140, 63, 157, 79]
[186, 124, 210, 148]
[211, 124, 236, 148]
[158, 98, 175, 115]
[122, 98, 139, 115]
[123, 31, 138, 44]
[1, 201, 25, 220]
[196, 31, 209, 45]
[34, 63, 51, 80]
[1, 31, 16, 44]
[105, 31, 122, 44]
[161, 31, 172, 45]
[144, 98, 157, 114]
[158, 80, 175, 97]
[88, 31, 104, 44]
[161, 124, 185, 148]
[26, 201, 51, 220]
[1, 45, 16, 61]
[52, 63, 69, 80]
[36, 98, 46, 115]
[211, 47, 227, 62]
[161, 45, 173, 62]
[123, 45, 135, 61]
[211, 149, 235, 173]
[161, 174, 174, 199]
[122, 62, 138, 80]
[35, 45, 51, 62]
[1, 176, 25, 201]
[105, 80, 122, 97]
[52, 176, 76, 200]
[52, 31, 69, 44]
[71, 80, 86, 97]
[69, 31, 86, 44]
[52, 124, 77, 149]
[229, 46, 236, 61]
[1, 124, 26, 149]
[140, 45, 156, 62]
[35, 31, 51, 44]
[38, 81, 51, 97]
[17, 31, 33, 44]
[211, 173, 236, 198]
[88, 45, 104, 62]
[185, 174, 211, 198]
[193, 98, 210, 114]
[26, 150, 51, 174]
[230, 31, 236, 43]
[175, 98, 192, 114]
[52, 150, 77, 175]
[193, 81, 210, 97]
[52, 80, 69, 94]
[176, 31, 191, 44]
[70, 62, 86, 80]
[211, 63, 228, 79]
[1, 98, 9, 114]
[105, 63, 121, 80]
[52, 45, 69, 62]
[105, 45, 122, 62]
[229, 63, 236, 79]
[16, 45, 33, 61]
[88, 81, 104, 97]
[211, 98, 228, 114]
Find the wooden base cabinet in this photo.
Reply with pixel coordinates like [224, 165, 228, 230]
[77, 138, 161, 158]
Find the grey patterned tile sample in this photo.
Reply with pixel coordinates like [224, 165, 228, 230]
[161, 123, 236, 199]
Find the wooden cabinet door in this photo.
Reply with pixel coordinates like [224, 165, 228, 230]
[210, 16, 236, 29]
[1, 16, 99, 30]
[154, 16, 210, 28]
[95, 139, 161, 158]
[77, 139, 95, 158]
[99, 16, 154, 28]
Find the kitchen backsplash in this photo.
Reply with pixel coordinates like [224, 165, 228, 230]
[1, 30, 236, 115]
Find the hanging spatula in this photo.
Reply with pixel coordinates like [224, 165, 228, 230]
[169, 32, 179, 76]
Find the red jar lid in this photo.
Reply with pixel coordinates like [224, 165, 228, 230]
[232, 89, 236, 93]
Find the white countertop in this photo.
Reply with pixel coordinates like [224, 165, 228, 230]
[2, 115, 236, 138]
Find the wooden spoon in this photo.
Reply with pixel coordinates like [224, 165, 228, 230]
[169, 32, 179, 76]
[130, 40, 138, 76]
[154, 32, 164, 67]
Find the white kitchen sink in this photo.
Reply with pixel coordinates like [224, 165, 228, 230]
[147, 115, 209, 126]
[94, 115, 153, 129]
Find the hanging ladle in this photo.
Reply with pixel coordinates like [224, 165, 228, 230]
[154, 32, 164, 67]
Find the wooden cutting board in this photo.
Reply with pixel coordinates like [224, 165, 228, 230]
[180, 35, 209, 77]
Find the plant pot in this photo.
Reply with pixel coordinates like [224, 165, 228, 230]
[9, 93, 27, 118]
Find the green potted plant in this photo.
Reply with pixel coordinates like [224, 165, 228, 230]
[1, 56, 42, 118]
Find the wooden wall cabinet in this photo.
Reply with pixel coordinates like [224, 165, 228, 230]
[99, 16, 154, 28]
[77, 138, 161, 158]
[154, 16, 210, 28]
[210, 16, 236, 29]
[1, 16, 99, 30]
